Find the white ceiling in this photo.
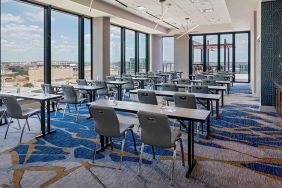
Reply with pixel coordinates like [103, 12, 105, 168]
[34, 0, 260, 35]
[102, 0, 231, 32]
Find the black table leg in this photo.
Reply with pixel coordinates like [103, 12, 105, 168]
[186, 120, 196, 178]
[216, 100, 219, 119]
[117, 85, 122, 101]
[206, 115, 211, 139]
[140, 80, 145, 89]
[36, 100, 56, 138]
[221, 90, 224, 107]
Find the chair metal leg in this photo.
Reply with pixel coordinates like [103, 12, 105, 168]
[55, 103, 59, 117]
[129, 129, 138, 155]
[171, 143, 177, 185]
[138, 143, 145, 176]
[152, 146, 156, 159]
[16, 119, 21, 130]
[118, 132, 126, 170]
[19, 119, 28, 143]
[179, 138, 185, 167]
[67, 104, 71, 113]
[62, 104, 68, 119]
[93, 134, 99, 163]
[36, 114, 41, 121]
[26, 119, 31, 131]
[4, 118, 12, 139]
[76, 103, 81, 121]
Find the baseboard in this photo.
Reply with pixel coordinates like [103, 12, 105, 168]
[259, 105, 276, 112]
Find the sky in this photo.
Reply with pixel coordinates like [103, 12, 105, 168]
[1, 0, 91, 63]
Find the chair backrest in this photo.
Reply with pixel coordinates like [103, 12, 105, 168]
[162, 83, 177, 91]
[41, 84, 55, 94]
[174, 93, 197, 109]
[0, 94, 23, 119]
[76, 79, 88, 86]
[122, 77, 134, 89]
[93, 81, 108, 95]
[195, 74, 205, 80]
[202, 79, 216, 86]
[61, 85, 78, 103]
[137, 90, 158, 105]
[191, 85, 209, 94]
[90, 105, 120, 137]
[213, 74, 225, 81]
[178, 79, 190, 85]
[137, 111, 171, 148]
[106, 76, 116, 81]
[122, 74, 132, 78]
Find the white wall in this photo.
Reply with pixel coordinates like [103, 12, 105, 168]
[150, 35, 163, 71]
[174, 35, 189, 78]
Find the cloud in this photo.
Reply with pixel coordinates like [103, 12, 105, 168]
[1, 13, 24, 24]
[1, 23, 43, 40]
[23, 10, 44, 22]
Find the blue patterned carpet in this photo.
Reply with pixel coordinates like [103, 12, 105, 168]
[1, 84, 282, 187]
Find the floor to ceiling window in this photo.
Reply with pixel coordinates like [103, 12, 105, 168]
[220, 34, 233, 72]
[110, 25, 121, 76]
[1, 0, 44, 91]
[191, 36, 204, 74]
[125, 29, 136, 75]
[138, 33, 147, 73]
[162, 37, 174, 72]
[235, 33, 250, 82]
[84, 18, 91, 80]
[190, 31, 250, 82]
[51, 10, 78, 83]
[206, 35, 218, 72]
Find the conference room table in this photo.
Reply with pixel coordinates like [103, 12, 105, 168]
[51, 84, 105, 102]
[132, 77, 150, 89]
[0, 91, 62, 138]
[89, 99, 211, 178]
[155, 83, 226, 107]
[190, 80, 231, 94]
[159, 73, 171, 83]
[130, 89, 221, 118]
[105, 81, 129, 101]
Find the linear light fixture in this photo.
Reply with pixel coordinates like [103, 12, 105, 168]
[115, 0, 128, 8]
[201, 8, 214, 13]
[137, 6, 146, 10]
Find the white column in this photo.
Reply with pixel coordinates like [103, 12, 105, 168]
[174, 35, 189, 78]
[150, 34, 163, 71]
[92, 17, 110, 80]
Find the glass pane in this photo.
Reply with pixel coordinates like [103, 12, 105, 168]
[192, 36, 204, 74]
[84, 18, 91, 80]
[235, 33, 249, 82]
[220, 34, 233, 72]
[163, 37, 174, 72]
[110, 25, 121, 76]
[206, 35, 218, 72]
[139, 33, 147, 73]
[125, 30, 136, 75]
[1, 0, 44, 91]
[51, 10, 78, 83]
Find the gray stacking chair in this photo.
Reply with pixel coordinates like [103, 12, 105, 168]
[90, 105, 137, 169]
[195, 74, 205, 80]
[1, 94, 40, 143]
[213, 74, 225, 81]
[137, 111, 185, 185]
[202, 79, 217, 86]
[122, 77, 135, 98]
[174, 93, 204, 133]
[41, 84, 59, 111]
[106, 76, 117, 90]
[178, 79, 190, 85]
[192, 85, 213, 116]
[58, 85, 87, 120]
[162, 83, 177, 105]
[76, 79, 89, 97]
[93, 80, 109, 98]
[137, 90, 158, 105]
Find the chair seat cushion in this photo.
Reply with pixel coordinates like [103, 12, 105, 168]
[119, 122, 134, 135]
[22, 108, 40, 118]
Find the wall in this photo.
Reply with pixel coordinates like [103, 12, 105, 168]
[150, 35, 163, 71]
[174, 35, 189, 78]
[261, 1, 282, 106]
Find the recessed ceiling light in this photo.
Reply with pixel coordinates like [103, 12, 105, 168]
[190, 0, 203, 3]
[201, 8, 214, 13]
[137, 6, 146, 10]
